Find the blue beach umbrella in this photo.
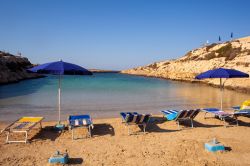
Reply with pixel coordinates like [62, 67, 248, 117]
[28, 60, 92, 124]
[195, 68, 249, 111]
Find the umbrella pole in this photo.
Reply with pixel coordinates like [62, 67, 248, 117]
[220, 78, 223, 111]
[58, 75, 61, 124]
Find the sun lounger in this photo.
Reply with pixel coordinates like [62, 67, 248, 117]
[231, 100, 250, 117]
[68, 115, 94, 140]
[120, 112, 151, 135]
[202, 108, 238, 126]
[0, 117, 44, 143]
[232, 106, 250, 117]
[161, 109, 200, 129]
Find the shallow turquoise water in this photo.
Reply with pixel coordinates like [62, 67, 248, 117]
[0, 73, 249, 121]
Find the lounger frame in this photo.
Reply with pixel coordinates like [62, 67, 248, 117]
[121, 113, 151, 135]
[68, 115, 93, 140]
[161, 109, 200, 129]
[203, 109, 238, 126]
[1, 117, 43, 144]
[175, 109, 200, 129]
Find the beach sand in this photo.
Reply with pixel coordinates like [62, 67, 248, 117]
[0, 112, 250, 166]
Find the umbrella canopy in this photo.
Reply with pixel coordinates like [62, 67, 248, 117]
[195, 68, 249, 111]
[28, 60, 93, 75]
[28, 60, 93, 124]
[195, 68, 249, 79]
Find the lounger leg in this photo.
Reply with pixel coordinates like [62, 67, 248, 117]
[177, 121, 180, 130]
[88, 126, 92, 138]
[6, 132, 9, 144]
[191, 119, 193, 128]
[234, 116, 239, 126]
[143, 124, 146, 133]
[25, 131, 28, 144]
[39, 122, 42, 129]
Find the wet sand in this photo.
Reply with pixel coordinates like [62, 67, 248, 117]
[0, 112, 250, 166]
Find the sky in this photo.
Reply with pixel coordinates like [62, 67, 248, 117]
[0, 0, 250, 70]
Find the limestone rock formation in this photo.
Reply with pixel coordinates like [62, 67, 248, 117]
[121, 36, 250, 93]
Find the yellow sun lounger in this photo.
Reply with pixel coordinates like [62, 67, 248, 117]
[1, 117, 44, 143]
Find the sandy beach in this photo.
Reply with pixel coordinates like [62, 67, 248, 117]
[0, 112, 250, 166]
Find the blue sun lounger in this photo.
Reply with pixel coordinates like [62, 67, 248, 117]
[161, 109, 200, 129]
[232, 106, 250, 117]
[202, 108, 238, 126]
[120, 112, 151, 135]
[68, 115, 94, 140]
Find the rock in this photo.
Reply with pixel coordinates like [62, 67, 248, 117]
[0, 51, 42, 84]
[121, 36, 250, 93]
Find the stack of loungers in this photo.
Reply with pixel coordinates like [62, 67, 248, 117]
[202, 107, 250, 126]
[232, 106, 250, 117]
[202, 108, 237, 126]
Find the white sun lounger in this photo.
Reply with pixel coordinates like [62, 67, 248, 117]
[1, 117, 44, 143]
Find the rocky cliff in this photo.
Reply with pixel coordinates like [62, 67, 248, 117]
[121, 36, 250, 93]
[0, 51, 42, 84]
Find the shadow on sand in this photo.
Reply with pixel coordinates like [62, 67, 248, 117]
[92, 123, 115, 137]
[145, 116, 179, 133]
[149, 116, 166, 124]
[150, 116, 223, 130]
[30, 126, 61, 142]
[237, 119, 250, 127]
[68, 158, 84, 165]
[225, 146, 232, 151]
[192, 121, 223, 128]
[146, 123, 179, 133]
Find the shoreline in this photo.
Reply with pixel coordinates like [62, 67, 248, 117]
[120, 72, 250, 94]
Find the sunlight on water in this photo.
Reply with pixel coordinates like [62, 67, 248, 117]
[0, 73, 250, 121]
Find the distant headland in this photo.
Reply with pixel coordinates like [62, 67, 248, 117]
[121, 36, 250, 93]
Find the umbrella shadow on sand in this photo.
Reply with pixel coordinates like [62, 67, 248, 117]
[30, 126, 62, 142]
[92, 123, 115, 137]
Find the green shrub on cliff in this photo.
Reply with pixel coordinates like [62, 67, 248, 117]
[215, 43, 241, 60]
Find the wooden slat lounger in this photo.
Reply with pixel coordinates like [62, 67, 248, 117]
[1, 117, 44, 143]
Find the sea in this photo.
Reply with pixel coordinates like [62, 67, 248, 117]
[0, 73, 249, 121]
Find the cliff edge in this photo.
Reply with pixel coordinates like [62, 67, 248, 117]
[0, 51, 42, 84]
[121, 36, 250, 93]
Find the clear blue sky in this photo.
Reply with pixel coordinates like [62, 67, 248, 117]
[0, 0, 250, 70]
